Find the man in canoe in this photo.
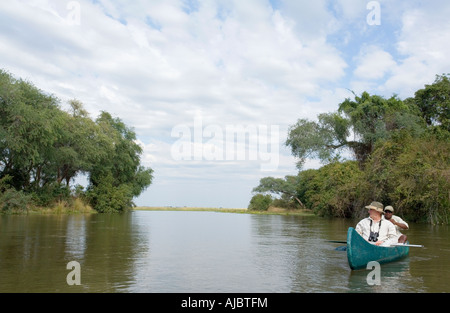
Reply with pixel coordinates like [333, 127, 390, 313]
[383, 206, 409, 243]
[355, 201, 397, 246]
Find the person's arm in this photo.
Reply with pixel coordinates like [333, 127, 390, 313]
[391, 216, 409, 230]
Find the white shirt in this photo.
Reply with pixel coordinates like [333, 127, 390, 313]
[355, 217, 397, 246]
[383, 215, 409, 237]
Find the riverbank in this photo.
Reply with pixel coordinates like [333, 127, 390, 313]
[133, 206, 315, 216]
[1, 203, 314, 216]
[1, 198, 97, 215]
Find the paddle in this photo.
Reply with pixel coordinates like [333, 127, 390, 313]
[327, 240, 424, 248]
[327, 240, 347, 244]
[389, 243, 424, 248]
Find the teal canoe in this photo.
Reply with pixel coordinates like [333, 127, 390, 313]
[346, 227, 409, 270]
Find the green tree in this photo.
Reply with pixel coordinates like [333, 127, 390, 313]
[364, 133, 449, 224]
[248, 194, 273, 211]
[303, 161, 365, 217]
[87, 112, 153, 212]
[253, 76, 449, 223]
[286, 92, 424, 168]
[405, 73, 450, 134]
[295, 169, 318, 210]
[252, 176, 305, 208]
[50, 100, 111, 187]
[0, 69, 62, 191]
[285, 113, 349, 168]
[1, 69, 154, 213]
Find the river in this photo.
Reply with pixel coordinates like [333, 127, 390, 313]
[0, 210, 448, 293]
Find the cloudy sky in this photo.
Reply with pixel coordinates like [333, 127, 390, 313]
[1, 0, 449, 208]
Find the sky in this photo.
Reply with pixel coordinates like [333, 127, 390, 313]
[1, 0, 449, 208]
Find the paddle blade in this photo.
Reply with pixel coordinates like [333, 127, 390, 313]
[327, 240, 347, 244]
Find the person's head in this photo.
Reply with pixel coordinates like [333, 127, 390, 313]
[365, 201, 384, 219]
[384, 206, 394, 219]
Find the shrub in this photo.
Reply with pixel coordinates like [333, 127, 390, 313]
[364, 133, 450, 224]
[305, 161, 365, 218]
[86, 174, 134, 213]
[248, 194, 273, 211]
[0, 175, 31, 213]
[0, 188, 31, 213]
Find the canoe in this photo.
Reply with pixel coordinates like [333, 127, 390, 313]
[346, 227, 409, 270]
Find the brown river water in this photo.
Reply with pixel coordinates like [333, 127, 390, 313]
[0, 210, 448, 292]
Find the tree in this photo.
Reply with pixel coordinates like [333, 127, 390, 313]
[253, 76, 449, 224]
[252, 176, 305, 208]
[87, 112, 153, 212]
[248, 194, 273, 211]
[285, 113, 350, 168]
[1, 69, 154, 212]
[286, 92, 424, 168]
[305, 161, 366, 217]
[405, 73, 450, 133]
[50, 100, 110, 188]
[364, 133, 449, 224]
[0, 69, 62, 191]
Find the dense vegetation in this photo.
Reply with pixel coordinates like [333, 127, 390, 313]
[0, 70, 153, 213]
[250, 74, 450, 224]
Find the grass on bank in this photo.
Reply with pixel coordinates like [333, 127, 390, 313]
[2, 201, 313, 216]
[35, 198, 97, 214]
[2, 198, 97, 215]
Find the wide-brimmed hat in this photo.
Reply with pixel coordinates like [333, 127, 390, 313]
[365, 201, 384, 213]
[384, 206, 394, 213]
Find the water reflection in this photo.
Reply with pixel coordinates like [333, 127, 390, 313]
[0, 211, 449, 292]
[249, 215, 352, 292]
[0, 213, 148, 292]
[346, 258, 426, 293]
[65, 215, 87, 260]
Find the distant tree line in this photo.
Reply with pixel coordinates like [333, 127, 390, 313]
[0, 69, 153, 213]
[250, 74, 449, 224]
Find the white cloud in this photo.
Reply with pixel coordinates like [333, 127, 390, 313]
[334, 0, 367, 21]
[1, 0, 449, 207]
[354, 45, 397, 80]
[383, 3, 450, 97]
